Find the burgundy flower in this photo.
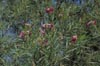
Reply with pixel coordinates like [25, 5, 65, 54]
[45, 7, 54, 14]
[47, 23, 54, 29]
[71, 35, 77, 43]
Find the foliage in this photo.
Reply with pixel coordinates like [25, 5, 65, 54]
[0, 0, 100, 66]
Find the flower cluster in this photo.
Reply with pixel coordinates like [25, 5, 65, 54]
[39, 23, 54, 36]
[18, 7, 97, 45]
[19, 30, 32, 39]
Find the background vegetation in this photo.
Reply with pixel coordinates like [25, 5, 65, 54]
[0, 0, 100, 66]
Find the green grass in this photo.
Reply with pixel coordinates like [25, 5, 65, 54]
[0, 0, 100, 66]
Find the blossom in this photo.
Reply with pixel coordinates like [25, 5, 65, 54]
[19, 31, 25, 38]
[86, 21, 92, 27]
[92, 20, 96, 25]
[48, 24, 54, 29]
[86, 20, 96, 27]
[41, 23, 54, 29]
[71, 35, 78, 43]
[45, 7, 54, 14]
[39, 28, 46, 36]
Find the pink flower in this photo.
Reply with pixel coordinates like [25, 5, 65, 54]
[92, 20, 96, 25]
[47, 23, 54, 29]
[41, 23, 54, 29]
[86, 20, 97, 27]
[39, 28, 46, 36]
[86, 21, 92, 27]
[19, 31, 25, 38]
[45, 7, 54, 14]
[41, 24, 46, 29]
[71, 35, 78, 43]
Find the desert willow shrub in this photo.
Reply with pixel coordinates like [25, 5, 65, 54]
[0, 0, 100, 66]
